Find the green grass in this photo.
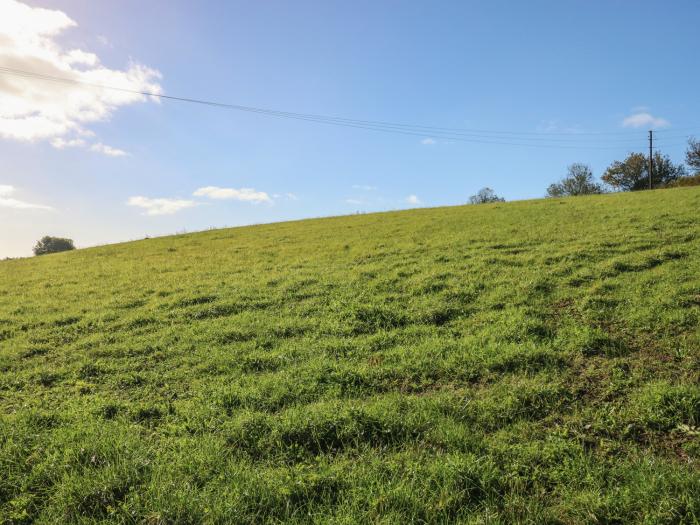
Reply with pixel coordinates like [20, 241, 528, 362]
[1, 187, 700, 524]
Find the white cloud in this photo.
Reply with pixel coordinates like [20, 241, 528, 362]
[0, 184, 52, 210]
[0, 0, 161, 151]
[51, 137, 86, 149]
[351, 184, 377, 191]
[421, 138, 436, 145]
[406, 195, 421, 205]
[90, 142, 128, 157]
[50, 137, 128, 156]
[127, 196, 197, 216]
[193, 186, 272, 204]
[622, 112, 670, 129]
[345, 198, 363, 205]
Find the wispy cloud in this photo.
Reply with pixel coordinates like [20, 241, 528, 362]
[0, 184, 52, 210]
[128, 186, 277, 216]
[50, 137, 129, 157]
[421, 138, 436, 145]
[0, 0, 161, 151]
[351, 184, 377, 191]
[127, 196, 197, 216]
[193, 186, 272, 204]
[406, 195, 421, 205]
[51, 137, 86, 149]
[622, 111, 670, 129]
[345, 198, 363, 205]
[90, 143, 128, 157]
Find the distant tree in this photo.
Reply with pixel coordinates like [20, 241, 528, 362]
[653, 153, 688, 185]
[601, 153, 647, 191]
[686, 137, 700, 174]
[601, 152, 687, 191]
[546, 163, 603, 197]
[33, 236, 75, 256]
[468, 187, 505, 204]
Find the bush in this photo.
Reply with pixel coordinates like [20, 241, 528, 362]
[33, 236, 75, 256]
[468, 188, 505, 204]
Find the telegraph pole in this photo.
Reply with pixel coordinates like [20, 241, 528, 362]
[648, 130, 653, 190]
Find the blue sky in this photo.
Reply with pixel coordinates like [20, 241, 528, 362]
[1, 0, 698, 257]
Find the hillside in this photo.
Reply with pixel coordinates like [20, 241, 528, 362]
[1, 187, 699, 523]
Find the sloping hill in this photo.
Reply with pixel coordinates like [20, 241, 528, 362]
[1, 188, 699, 523]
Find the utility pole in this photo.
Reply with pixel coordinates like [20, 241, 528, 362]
[648, 130, 653, 190]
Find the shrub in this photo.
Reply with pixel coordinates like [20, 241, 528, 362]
[468, 188, 505, 204]
[33, 236, 75, 256]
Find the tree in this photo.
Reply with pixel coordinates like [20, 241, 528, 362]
[33, 236, 75, 256]
[686, 137, 700, 174]
[468, 187, 505, 204]
[546, 163, 603, 197]
[601, 152, 687, 191]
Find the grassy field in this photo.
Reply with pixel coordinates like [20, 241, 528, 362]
[1, 187, 699, 524]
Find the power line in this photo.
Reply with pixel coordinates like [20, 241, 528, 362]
[0, 66, 648, 137]
[0, 66, 689, 150]
[650, 128, 700, 134]
[651, 132, 697, 139]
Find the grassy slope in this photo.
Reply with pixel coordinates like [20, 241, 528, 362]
[1, 188, 699, 524]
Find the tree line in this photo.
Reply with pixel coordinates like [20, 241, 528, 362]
[470, 137, 700, 203]
[547, 137, 700, 197]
